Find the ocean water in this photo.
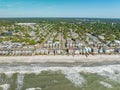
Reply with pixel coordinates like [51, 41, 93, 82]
[0, 62, 120, 90]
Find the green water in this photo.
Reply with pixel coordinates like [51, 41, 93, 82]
[0, 63, 120, 90]
[0, 71, 120, 90]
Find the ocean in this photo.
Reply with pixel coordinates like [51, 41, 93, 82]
[0, 62, 120, 90]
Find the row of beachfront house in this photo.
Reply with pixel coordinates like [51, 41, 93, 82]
[68, 47, 120, 55]
[0, 48, 61, 55]
[66, 41, 120, 48]
[35, 48, 61, 55]
[0, 48, 34, 56]
[0, 47, 120, 56]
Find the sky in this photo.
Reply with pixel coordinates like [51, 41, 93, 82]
[0, 0, 120, 18]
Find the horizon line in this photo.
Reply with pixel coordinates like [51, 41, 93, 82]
[0, 17, 120, 19]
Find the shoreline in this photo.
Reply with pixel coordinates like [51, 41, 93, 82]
[0, 55, 120, 64]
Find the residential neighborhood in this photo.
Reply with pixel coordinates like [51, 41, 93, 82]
[0, 18, 120, 56]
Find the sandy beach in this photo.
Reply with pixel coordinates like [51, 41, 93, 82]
[0, 55, 120, 63]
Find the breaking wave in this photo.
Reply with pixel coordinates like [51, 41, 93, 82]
[1, 64, 120, 86]
[0, 84, 10, 90]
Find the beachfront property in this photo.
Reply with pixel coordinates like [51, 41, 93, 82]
[0, 18, 120, 56]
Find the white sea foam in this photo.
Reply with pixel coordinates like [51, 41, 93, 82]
[1, 64, 120, 86]
[4, 71, 14, 78]
[0, 84, 10, 90]
[16, 74, 24, 90]
[61, 68, 85, 86]
[99, 81, 113, 88]
[26, 87, 41, 90]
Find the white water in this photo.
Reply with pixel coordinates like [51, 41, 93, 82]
[0, 84, 10, 90]
[16, 74, 24, 90]
[1, 64, 120, 86]
[99, 81, 113, 88]
[61, 68, 85, 86]
[26, 87, 41, 90]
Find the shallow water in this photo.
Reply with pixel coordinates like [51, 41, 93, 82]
[0, 62, 120, 90]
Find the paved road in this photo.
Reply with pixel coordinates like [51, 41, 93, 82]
[36, 28, 54, 49]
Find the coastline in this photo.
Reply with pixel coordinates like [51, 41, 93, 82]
[0, 55, 120, 64]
